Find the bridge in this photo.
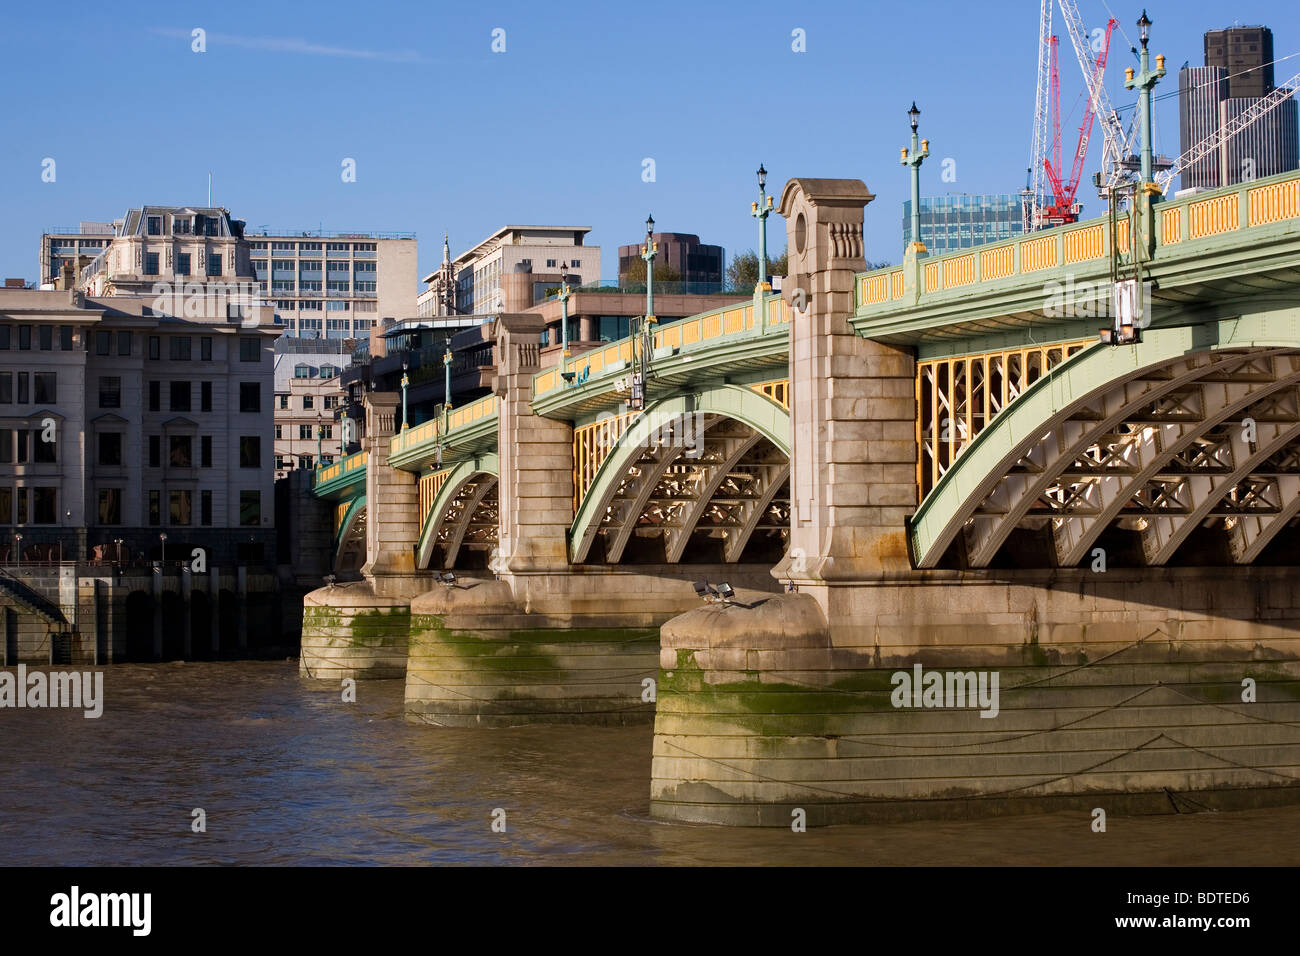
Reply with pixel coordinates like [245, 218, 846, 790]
[304, 167, 1300, 825]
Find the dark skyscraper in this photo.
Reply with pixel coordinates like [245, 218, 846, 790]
[1204, 26, 1274, 98]
[1178, 25, 1298, 192]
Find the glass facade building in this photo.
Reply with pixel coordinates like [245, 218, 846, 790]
[901, 194, 1024, 255]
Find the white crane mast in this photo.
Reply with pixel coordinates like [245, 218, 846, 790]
[1027, 0, 1054, 231]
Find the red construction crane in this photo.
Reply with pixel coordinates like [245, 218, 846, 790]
[1041, 18, 1117, 226]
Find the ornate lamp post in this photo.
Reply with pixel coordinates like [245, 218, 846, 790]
[14, 531, 22, 569]
[641, 214, 657, 326]
[1125, 11, 1166, 190]
[752, 164, 774, 292]
[399, 361, 410, 431]
[159, 531, 167, 565]
[442, 336, 453, 427]
[316, 410, 323, 462]
[558, 262, 573, 356]
[114, 537, 124, 567]
[901, 102, 930, 254]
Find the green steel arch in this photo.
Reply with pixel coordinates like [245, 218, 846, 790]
[569, 384, 790, 564]
[909, 310, 1300, 569]
[415, 453, 499, 570]
[334, 495, 366, 571]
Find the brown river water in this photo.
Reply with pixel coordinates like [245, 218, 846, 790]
[1, 661, 1298, 866]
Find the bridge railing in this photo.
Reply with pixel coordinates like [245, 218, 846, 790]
[532, 292, 790, 399]
[314, 450, 367, 489]
[855, 169, 1300, 322]
[388, 393, 502, 458]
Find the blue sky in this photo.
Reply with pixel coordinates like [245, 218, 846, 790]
[2, 0, 1297, 284]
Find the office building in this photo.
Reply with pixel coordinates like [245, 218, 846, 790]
[418, 226, 600, 317]
[617, 232, 724, 292]
[1178, 26, 1299, 192]
[272, 338, 353, 477]
[901, 194, 1024, 254]
[43, 217, 418, 340]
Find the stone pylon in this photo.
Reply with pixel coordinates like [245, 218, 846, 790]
[360, 391, 422, 595]
[775, 178, 918, 594]
[493, 313, 575, 577]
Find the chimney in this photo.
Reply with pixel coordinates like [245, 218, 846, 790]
[57, 260, 76, 291]
[3, 278, 26, 289]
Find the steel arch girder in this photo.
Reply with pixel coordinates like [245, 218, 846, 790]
[723, 461, 791, 562]
[909, 311, 1300, 569]
[963, 349, 1287, 566]
[569, 385, 790, 564]
[334, 495, 366, 566]
[1141, 417, 1300, 565]
[1230, 475, 1300, 563]
[414, 453, 500, 571]
[442, 476, 498, 570]
[1053, 373, 1300, 566]
[663, 431, 764, 563]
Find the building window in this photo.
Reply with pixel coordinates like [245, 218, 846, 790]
[274, 454, 285, 470]
[149, 490, 161, 526]
[321, 425, 333, 440]
[33, 372, 56, 404]
[33, 428, 56, 463]
[147, 216, 162, 236]
[176, 252, 191, 275]
[15, 430, 28, 463]
[98, 432, 122, 466]
[201, 381, 212, 412]
[278, 395, 289, 410]
[148, 380, 160, 411]
[0, 429, 10, 462]
[239, 436, 260, 468]
[201, 435, 212, 468]
[294, 364, 312, 379]
[149, 435, 160, 468]
[144, 252, 159, 275]
[15, 487, 27, 522]
[170, 336, 191, 361]
[168, 435, 192, 468]
[17, 372, 28, 404]
[201, 490, 212, 526]
[298, 425, 312, 440]
[207, 253, 222, 276]
[0, 487, 10, 523]
[239, 383, 260, 413]
[97, 489, 122, 525]
[38, 326, 52, 350]
[274, 425, 282, 440]
[99, 376, 121, 408]
[149, 335, 161, 360]
[239, 490, 261, 526]
[571, 259, 580, 268]
[239, 337, 260, 362]
[96, 331, 111, 355]
[117, 331, 132, 356]
[201, 337, 212, 361]
[32, 487, 57, 524]
[18, 326, 30, 350]
[0, 373, 8, 405]
[0, 327, 9, 349]
[169, 490, 192, 526]
[303, 395, 315, 410]
[170, 381, 191, 412]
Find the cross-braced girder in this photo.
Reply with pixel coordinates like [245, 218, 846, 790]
[910, 316, 1300, 569]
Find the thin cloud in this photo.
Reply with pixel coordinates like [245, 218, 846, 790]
[151, 27, 427, 63]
